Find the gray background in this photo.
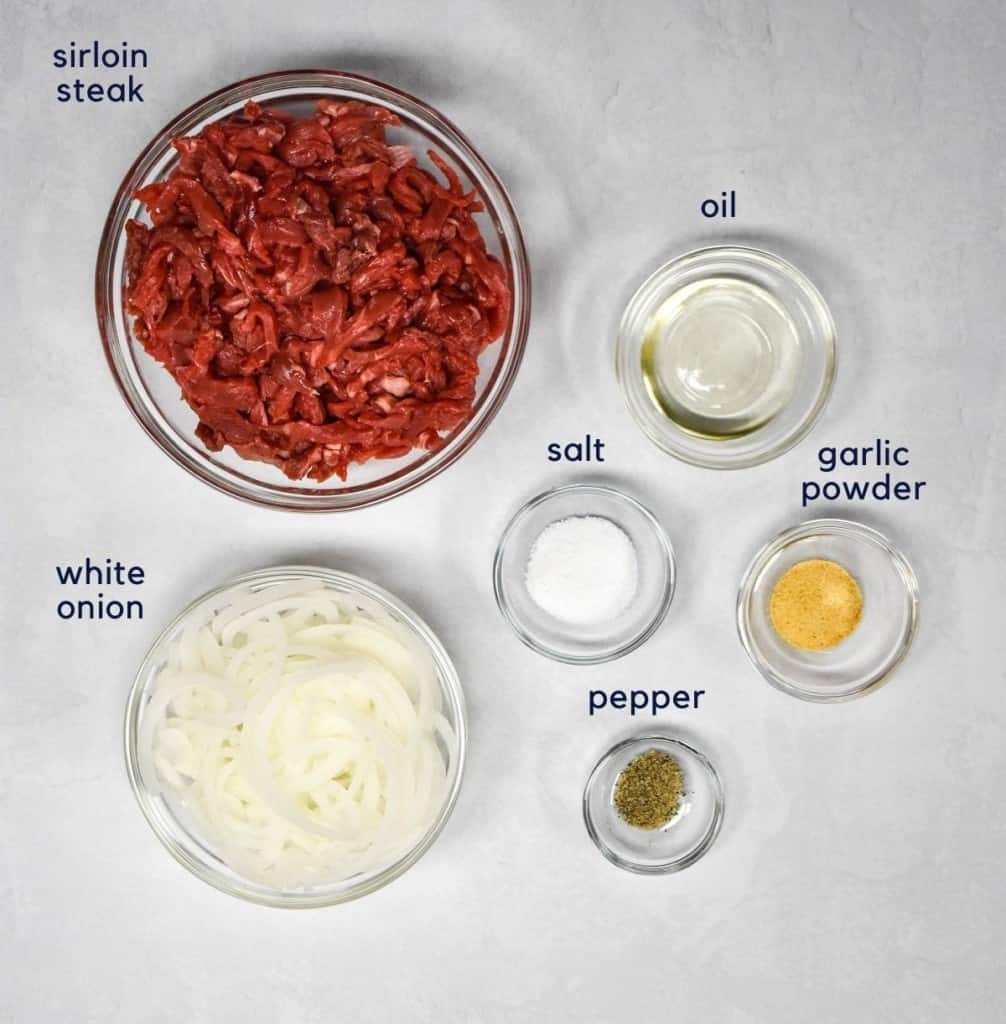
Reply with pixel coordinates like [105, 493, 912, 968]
[3, 1, 1005, 1021]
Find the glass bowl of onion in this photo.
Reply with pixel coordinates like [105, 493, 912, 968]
[96, 70, 530, 511]
[124, 565, 466, 907]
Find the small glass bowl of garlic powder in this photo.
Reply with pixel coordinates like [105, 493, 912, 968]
[737, 518, 920, 701]
[493, 483, 675, 663]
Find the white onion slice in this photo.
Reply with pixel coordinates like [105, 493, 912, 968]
[141, 582, 457, 887]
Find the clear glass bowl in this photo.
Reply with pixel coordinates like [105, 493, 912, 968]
[124, 565, 467, 907]
[493, 483, 675, 664]
[96, 70, 530, 511]
[737, 518, 920, 701]
[617, 245, 835, 469]
[583, 734, 724, 874]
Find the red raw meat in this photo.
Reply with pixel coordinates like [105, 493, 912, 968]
[124, 99, 511, 482]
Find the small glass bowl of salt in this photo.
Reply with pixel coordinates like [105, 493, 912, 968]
[493, 483, 676, 663]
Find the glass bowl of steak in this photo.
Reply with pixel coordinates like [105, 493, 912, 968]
[97, 70, 530, 511]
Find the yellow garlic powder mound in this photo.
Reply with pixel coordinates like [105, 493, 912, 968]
[769, 558, 863, 651]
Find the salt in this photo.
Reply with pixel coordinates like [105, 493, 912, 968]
[524, 515, 638, 626]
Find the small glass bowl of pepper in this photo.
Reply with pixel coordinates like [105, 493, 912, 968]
[583, 735, 724, 874]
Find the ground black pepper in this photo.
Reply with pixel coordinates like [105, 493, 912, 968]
[613, 749, 684, 830]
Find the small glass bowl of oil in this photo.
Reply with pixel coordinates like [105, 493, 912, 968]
[617, 246, 836, 468]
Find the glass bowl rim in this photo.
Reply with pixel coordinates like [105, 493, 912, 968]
[736, 517, 921, 702]
[123, 564, 468, 908]
[492, 482, 676, 665]
[582, 733, 725, 875]
[616, 243, 836, 470]
[96, 68, 531, 512]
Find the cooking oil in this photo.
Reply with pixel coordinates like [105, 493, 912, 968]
[640, 277, 801, 439]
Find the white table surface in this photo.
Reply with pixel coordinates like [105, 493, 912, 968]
[4, 1, 1006, 1021]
